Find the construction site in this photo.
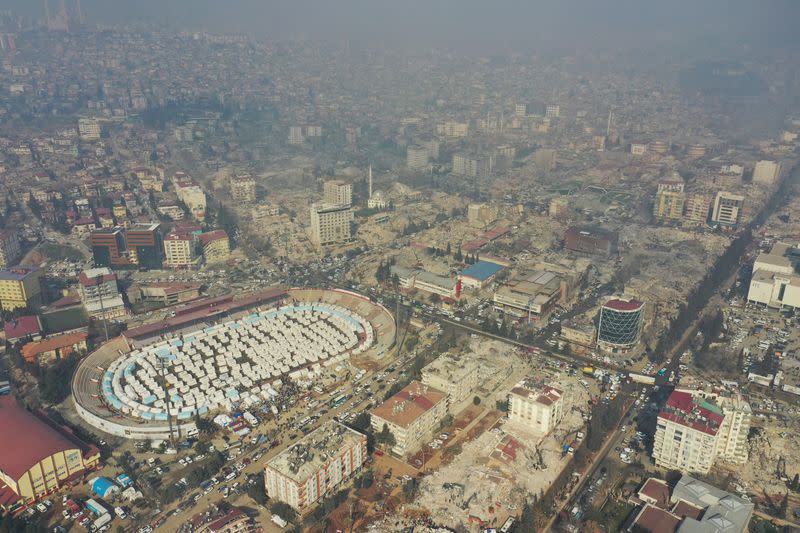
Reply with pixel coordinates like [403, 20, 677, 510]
[409, 371, 590, 530]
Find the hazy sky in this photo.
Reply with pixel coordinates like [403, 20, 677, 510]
[4, 0, 800, 52]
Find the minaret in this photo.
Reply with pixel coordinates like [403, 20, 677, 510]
[368, 165, 373, 198]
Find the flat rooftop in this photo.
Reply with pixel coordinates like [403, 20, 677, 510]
[422, 354, 476, 384]
[371, 380, 446, 428]
[266, 421, 365, 484]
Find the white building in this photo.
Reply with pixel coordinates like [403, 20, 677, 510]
[711, 191, 744, 227]
[652, 390, 750, 475]
[370, 381, 447, 457]
[163, 231, 197, 269]
[264, 421, 366, 513]
[78, 267, 126, 319]
[436, 121, 469, 138]
[752, 160, 780, 186]
[545, 104, 560, 119]
[390, 266, 460, 300]
[421, 354, 479, 412]
[309, 203, 352, 248]
[747, 242, 800, 310]
[507, 380, 564, 436]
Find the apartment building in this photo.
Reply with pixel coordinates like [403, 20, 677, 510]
[0, 266, 43, 311]
[309, 203, 352, 248]
[507, 380, 564, 436]
[264, 421, 366, 513]
[163, 231, 198, 269]
[653, 390, 750, 474]
[752, 160, 780, 186]
[0, 229, 21, 268]
[406, 145, 430, 171]
[198, 230, 230, 264]
[421, 354, 479, 412]
[711, 192, 745, 228]
[229, 174, 256, 203]
[323, 180, 353, 207]
[370, 381, 447, 457]
[653, 173, 686, 221]
[78, 267, 126, 320]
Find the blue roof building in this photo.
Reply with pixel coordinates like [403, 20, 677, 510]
[90, 477, 119, 498]
[461, 261, 504, 289]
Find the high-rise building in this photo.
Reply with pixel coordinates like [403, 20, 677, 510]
[452, 153, 493, 178]
[752, 160, 780, 186]
[507, 380, 564, 436]
[78, 267, 126, 320]
[653, 390, 751, 474]
[653, 391, 723, 474]
[370, 381, 447, 457]
[545, 104, 560, 119]
[436, 121, 469, 138]
[711, 192, 745, 227]
[0, 229, 21, 268]
[171, 173, 206, 222]
[198, 230, 230, 264]
[653, 172, 686, 221]
[309, 204, 352, 248]
[163, 231, 197, 269]
[264, 421, 366, 514]
[77, 118, 101, 141]
[597, 298, 644, 352]
[406, 145, 429, 171]
[288, 126, 304, 145]
[90, 228, 126, 267]
[715, 394, 752, 464]
[420, 355, 479, 413]
[322, 180, 352, 207]
[683, 194, 710, 226]
[229, 174, 256, 203]
[125, 223, 163, 269]
[0, 266, 43, 311]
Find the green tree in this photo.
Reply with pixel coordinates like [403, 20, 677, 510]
[473, 396, 481, 406]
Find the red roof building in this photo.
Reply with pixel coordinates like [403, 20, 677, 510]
[3, 316, 43, 343]
[0, 395, 100, 512]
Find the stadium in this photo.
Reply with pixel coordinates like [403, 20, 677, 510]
[71, 287, 395, 440]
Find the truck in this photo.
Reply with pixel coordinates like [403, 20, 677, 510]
[628, 373, 656, 385]
[93, 512, 111, 529]
[271, 514, 288, 528]
[84, 498, 106, 517]
[582, 367, 594, 376]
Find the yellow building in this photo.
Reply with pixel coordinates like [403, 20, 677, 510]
[198, 230, 230, 264]
[653, 172, 685, 221]
[0, 266, 43, 311]
[0, 395, 100, 512]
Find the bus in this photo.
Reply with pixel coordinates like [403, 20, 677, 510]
[330, 394, 347, 408]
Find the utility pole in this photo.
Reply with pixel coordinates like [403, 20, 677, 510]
[158, 355, 176, 448]
[95, 274, 109, 343]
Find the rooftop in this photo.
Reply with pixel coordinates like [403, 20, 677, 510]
[3, 315, 43, 341]
[509, 380, 563, 407]
[658, 391, 724, 436]
[603, 298, 644, 312]
[21, 331, 87, 361]
[422, 354, 477, 384]
[198, 230, 228, 246]
[266, 420, 365, 484]
[78, 267, 117, 287]
[461, 260, 504, 281]
[0, 266, 39, 281]
[0, 395, 98, 480]
[371, 380, 446, 428]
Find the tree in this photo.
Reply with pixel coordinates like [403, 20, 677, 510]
[495, 399, 508, 412]
[247, 480, 268, 505]
[473, 396, 481, 406]
[376, 423, 396, 447]
[270, 501, 297, 522]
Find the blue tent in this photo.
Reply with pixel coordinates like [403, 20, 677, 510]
[91, 477, 119, 498]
